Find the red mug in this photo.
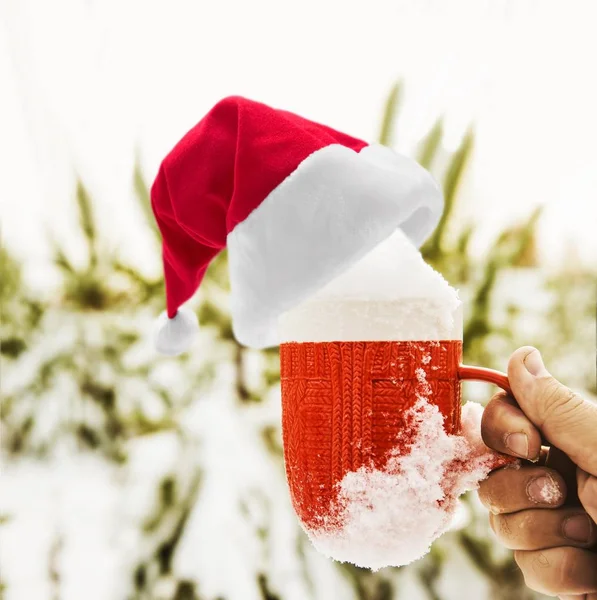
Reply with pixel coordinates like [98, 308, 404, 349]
[280, 339, 513, 530]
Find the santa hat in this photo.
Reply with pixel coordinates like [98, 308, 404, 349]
[151, 96, 443, 355]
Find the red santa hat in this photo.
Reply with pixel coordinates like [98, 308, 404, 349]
[151, 96, 443, 355]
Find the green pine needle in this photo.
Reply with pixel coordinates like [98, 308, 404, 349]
[75, 180, 98, 267]
[417, 118, 444, 170]
[378, 81, 402, 147]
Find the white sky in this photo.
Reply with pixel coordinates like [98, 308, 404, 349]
[1, 0, 596, 291]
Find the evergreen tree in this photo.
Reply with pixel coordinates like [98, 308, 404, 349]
[1, 86, 595, 600]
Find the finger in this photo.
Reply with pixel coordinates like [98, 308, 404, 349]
[489, 508, 597, 550]
[514, 547, 597, 596]
[478, 465, 566, 514]
[578, 468, 597, 525]
[507, 347, 597, 475]
[481, 391, 542, 460]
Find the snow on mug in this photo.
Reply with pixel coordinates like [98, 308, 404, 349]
[277, 293, 517, 571]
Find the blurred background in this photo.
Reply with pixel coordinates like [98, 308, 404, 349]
[1, 1, 596, 599]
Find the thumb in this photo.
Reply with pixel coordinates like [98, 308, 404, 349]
[507, 346, 597, 477]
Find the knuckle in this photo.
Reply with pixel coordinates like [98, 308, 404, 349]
[488, 512, 497, 535]
[481, 393, 510, 436]
[478, 479, 504, 514]
[514, 512, 544, 548]
[477, 480, 490, 505]
[496, 514, 513, 539]
[577, 473, 597, 512]
[480, 404, 498, 439]
[517, 512, 534, 538]
[554, 548, 577, 589]
[528, 551, 553, 594]
[531, 551, 550, 571]
[515, 550, 551, 594]
[541, 379, 583, 424]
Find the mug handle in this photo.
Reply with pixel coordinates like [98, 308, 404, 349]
[458, 364, 519, 469]
[460, 365, 551, 468]
[458, 364, 511, 396]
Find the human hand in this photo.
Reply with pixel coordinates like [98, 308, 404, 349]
[478, 346, 597, 599]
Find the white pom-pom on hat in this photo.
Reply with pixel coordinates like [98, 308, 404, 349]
[154, 307, 199, 356]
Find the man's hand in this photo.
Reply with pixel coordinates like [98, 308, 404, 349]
[478, 346, 597, 599]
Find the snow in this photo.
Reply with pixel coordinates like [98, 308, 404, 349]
[305, 392, 503, 571]
[0, 456, 132, 600]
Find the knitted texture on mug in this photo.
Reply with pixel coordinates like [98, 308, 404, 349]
[280, 340, 463, 529]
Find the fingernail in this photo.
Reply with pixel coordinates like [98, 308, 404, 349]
[504, 432, 529, 458]
[527, 475, 562, 505]
[563, 514, 593, 543]
[524, 349, 550, 377]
